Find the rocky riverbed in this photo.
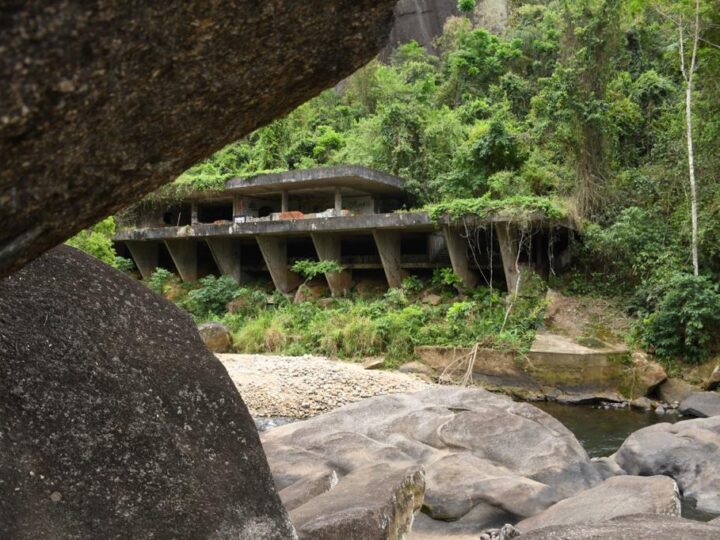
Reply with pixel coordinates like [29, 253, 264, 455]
[217, 353, 429, 419]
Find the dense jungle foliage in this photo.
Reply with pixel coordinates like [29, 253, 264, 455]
[75, 0, 720, 363]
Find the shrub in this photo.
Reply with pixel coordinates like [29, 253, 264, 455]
[184, 275, 240, 316]
[146, 268, 178, 296]
[401, 275, 424, 295]
[233, 315, 273, 353]
[458, 0, 476, 14]
[638, 273, 720, 363]
[114, 256, 136, 273]
[65, 217, 118, 267]
[291, 259, 343, 281]
[432, 267, 462, 290]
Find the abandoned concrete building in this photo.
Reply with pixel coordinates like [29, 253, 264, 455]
[114, 166, 573, 295]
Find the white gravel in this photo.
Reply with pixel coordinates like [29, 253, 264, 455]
[217, 353, 430, 419]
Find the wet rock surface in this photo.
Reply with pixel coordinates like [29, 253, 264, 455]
[515, 475, 680, 533]
[613, 415, 720, 514]
[261, 387, 601, 537]
[0, 246, 294, 539]
[0, 0, 396, 278]
[516, 514, 720, 539]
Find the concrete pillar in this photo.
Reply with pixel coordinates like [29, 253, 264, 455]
[125, 241, 159, 280]
[191, 202, 198, 225]
[311, 233, 352, 296]
[164, 239, 198, 282]
[372, 230, 406, 289]
[255, 236, 301, 293]
[334, 187, 342, 213]
[443, 226, 478, 289]
[206, 238, 246, 283]
[281, 191, 289, 213]
[495, 223, 520, 293]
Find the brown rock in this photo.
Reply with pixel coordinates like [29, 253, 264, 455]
[198, 322, 232, 353]
[421, 293, 443, 306]
[294, 279, 330, 304]
[0, 0, 397, 278]
[631, 352, 667, 395]
[279, 470, 338, 512]
[703, 365, 720, 391]
[658, 378, 695, 405]
[398, 361, 437, 378]
[363, 357, 385, 370]
[0, 246, 294, 538]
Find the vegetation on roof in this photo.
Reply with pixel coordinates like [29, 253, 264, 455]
[424, 194, 569, 224]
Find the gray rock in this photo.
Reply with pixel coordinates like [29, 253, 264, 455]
[613, 416, 720, 513]
[591, 456, 626, 480]
[289, 463, 425, 540]
[0, 0, 397, 278]
[679, 391, 720, 418]
[516, 514, 720, 539]
[262, 387, 601, 535]
[0, 246, 294, 538]
[516, 475, 680, 533]
[658, 378, 695, 404]
[198, 322, 232, 353]
[279, 470, 338, 512]
[709, 516, 720, 526]
[398, 361, 437, 377]
[703, 365, 720, 391]
[655, 405, 666, 415]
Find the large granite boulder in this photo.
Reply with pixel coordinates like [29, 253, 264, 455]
[515, 475, 680, 533]
[0, 246, 294, 539]
[261, 387, 601, 537]
[516, 514, 720, 539]
[0, 0, 396, 278]
[612, 416, 720, 514]
[679, 391, 720, 418]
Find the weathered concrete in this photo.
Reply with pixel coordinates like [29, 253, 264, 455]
[256, 236, 301, 293]
[207, 238, 246, 284]
[125, 240, 159, 279]
[495, 223, 520, 292]
[311, 233, 352, 296]
[1, 1, 398, 279]
[373, 230, 407, 288]
[164, 239, 197, 282]
[443, 226, 478, 289]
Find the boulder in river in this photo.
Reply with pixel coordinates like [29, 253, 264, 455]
[613, 415, 720, 514]
[658, 378, 694, 405]
[679, 391, 720, 418]
[198, 322, 233, 353]
[261, 387, 601, 536]
[0, 246, 294, 538]
[516, 514, 720, 539]
[515, 475, 680, 533]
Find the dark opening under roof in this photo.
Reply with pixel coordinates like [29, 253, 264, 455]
[225, 165, 406, 196]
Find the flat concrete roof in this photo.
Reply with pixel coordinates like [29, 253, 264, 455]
[225, 165, 406, 196]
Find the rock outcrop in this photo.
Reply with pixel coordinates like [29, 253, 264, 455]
[516, 514, 720, 539]
[261, 387, 601, 537]
[0, 246, 294, 539]
[679, 391, 720, 418]
[515, 475, 680, 533]
[1, 0, 397, 278]
[612, 416, 720, 514]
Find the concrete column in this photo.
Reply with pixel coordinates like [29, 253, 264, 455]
[495, 223, 520, 293]
[281, 191, 289, 213]
[334, 187, 342, 213]
[372, 230, 406, 289]
[206, 238, 246, 283]
[125, 241, 159, 280]
[443, 226, 478, 289]
[311, 233, 352, 296]
[164, 239, 198, 282]
[190, 202, 198, 225]
[255, 236, 301, 293]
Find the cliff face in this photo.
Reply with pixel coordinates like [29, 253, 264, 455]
[384, 0, 508, 57]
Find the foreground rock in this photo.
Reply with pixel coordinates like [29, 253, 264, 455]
[679, 391, 720, 418]
[613, 415, 720, 513]
[262, 387, 601, 537]
[0, 247, 294, 538]
[517, 514, 720, 539]
[1, 0, 397, 278]
[198, 322, 233, 353]
[515, 475, 680, 533]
